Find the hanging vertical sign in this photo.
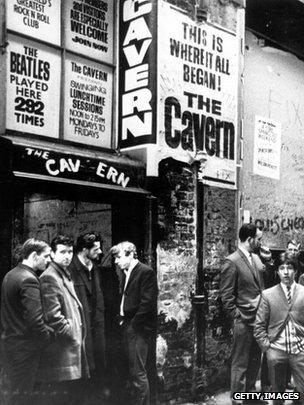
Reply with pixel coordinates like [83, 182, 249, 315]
[63, 0, 114, 63]
[118, 0, 158, 149]
[6, 34, 61, 138]
[6, 0, 61, 45]
[63, 55, 113, 147]
[158, 1, 238, 188]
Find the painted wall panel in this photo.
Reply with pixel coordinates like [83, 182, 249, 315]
[242, 31, 304, 248]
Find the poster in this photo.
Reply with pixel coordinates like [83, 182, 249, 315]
[6, 34, 61, 137]
[6, 0, 61, 45]
[64, 0, 114, 63]
[158, 1, 239, 188]
[253, 115, 281, 180]
[64, 55, 113, 147]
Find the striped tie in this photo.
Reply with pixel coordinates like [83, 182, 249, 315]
[287, 285, 291, 305]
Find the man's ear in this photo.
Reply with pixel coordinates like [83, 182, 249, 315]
[28, 251, 37, 263]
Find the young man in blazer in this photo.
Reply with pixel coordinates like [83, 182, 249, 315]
[254, 252, 304, 405]
[110, 241, 158, 405]
[220, 223, 265, 404]
[38, 235, 89, 404]
[1, 238, 53, 405]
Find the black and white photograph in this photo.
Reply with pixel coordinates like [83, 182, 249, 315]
[0, 0, 304, 404]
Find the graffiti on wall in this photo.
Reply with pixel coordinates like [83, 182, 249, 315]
[254, 215, 304, 235]
[157, 246, 197, 328]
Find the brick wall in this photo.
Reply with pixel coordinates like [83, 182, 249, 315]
[201, 186, 237, 393]
[156, 158, 197, 403]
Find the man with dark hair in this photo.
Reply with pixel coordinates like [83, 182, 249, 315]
[38, 235, 89, 404]
[110, 241, 158, 405]
[254, 252, 304, 405]
[1, 238, 53, 405]
[220, 224, 265, 404]
[68, 232, 106, 401]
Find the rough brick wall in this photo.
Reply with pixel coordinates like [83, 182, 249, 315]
[200, 186, 237, 393]
[156, 158, 197, 403]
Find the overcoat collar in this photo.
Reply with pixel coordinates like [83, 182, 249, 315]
[49, 261, 82, 308]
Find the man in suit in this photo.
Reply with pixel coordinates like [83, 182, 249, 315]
[254, 252, 304, 405]
[68, 232, 106, 401]
[38, 235, 89, 404]
[110, 241, 158, 405]
[1, 238, 53, 405]
[220, 223, 265, 404]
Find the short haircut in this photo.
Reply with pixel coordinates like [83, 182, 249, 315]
[51, 235, 74, 252]
[239, 223, 258, 243]
[75, 232, 102, 252]
[110, 241, 138, 259]
[277, 251, 298, 270]
[286, 239, 299, 249]
[21, 238, 49, 260]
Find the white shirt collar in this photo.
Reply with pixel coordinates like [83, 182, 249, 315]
[281, 281, 296, 296]
[239, 245, 252, 262]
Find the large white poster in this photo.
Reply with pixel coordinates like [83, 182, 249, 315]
[158, 1, 239, 188]
[6, 35, 61, 137]
[6, 0, 61, 45]
[63, 0, 114, 63]
[253, 115, 281, 180]
[64, 55, 113, 147]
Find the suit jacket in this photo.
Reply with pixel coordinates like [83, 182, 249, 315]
[38, 261, 89, 382]
[68, 255, 106, 371]
[220, 249, 264, 325]
[254, 283, 304, 351]
[122, 261, 158, 335]
[1, 263, 53, 389]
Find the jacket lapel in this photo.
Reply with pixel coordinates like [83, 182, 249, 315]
[52, 262, 82, 308]
[124, 263, 140, 293]
[278, 283, 290, 307]
[237, 249, 261, 289]
[73, 256, 92, 295]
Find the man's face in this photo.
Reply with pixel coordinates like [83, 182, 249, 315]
[277, 263, 296, 286]
[34, 247, 51, 271]
[287, 242, 299, 257]
[51, 244, 73, 268]
[114, 250, 133, 271]
[86, 241, 102, 261]
[248, 228, 263, 253]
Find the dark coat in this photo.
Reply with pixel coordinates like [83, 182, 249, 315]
[68, 255, 106, 371]
[254, 283, 304, 351]
[1, 263, 52, 390]
[220, 249, 264, 325]
[38, 261, 89, 382]
[122, 261, 158, 335]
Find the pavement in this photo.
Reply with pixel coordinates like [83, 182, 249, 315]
[179, 381, 296, 404]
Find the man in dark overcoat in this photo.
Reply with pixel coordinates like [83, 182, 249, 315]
[38, 235, 89, 404]
[110, 241, 158, 405]
[1, 238, 53, 405]
[68, 232, 106, 400]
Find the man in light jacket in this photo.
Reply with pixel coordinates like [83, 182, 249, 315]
[38, 235, 89, 404]
[254, 252, 304, 405]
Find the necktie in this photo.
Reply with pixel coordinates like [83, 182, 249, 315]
[287, 285, 291, 305]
